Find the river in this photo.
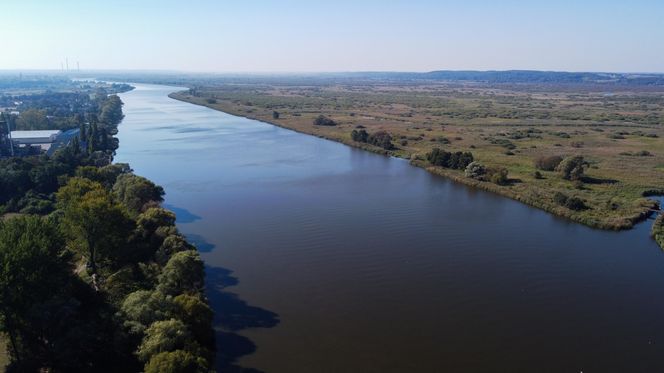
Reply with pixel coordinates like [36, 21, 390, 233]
[116, 83, 664, 372]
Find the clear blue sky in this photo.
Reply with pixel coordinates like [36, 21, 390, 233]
[2, 0, 662, 73]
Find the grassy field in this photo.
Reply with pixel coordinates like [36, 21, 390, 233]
[171, 80, 664, 238]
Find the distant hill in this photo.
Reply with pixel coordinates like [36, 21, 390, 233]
[82, 69, 664, 88]
[419, 70, 664, 85]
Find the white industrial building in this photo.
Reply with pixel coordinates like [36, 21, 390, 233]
[10, 130, 62, 144]
[10, 130, 62, 152]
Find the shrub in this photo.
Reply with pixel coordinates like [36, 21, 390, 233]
[427, 148, 474, 170]
[533, 171, 543, 179]
[553, 192, 569, 206]
[313, 115, 336, 126]
[272, 111, 280, 119]
[137, 319, 196, 362]
[350, 129, 369, 143]
[553, 192, 586, 210]
[488, 167, 509, 185]
[465, 161, 486, 180]
[534, 155, 563, 171]
[556, 155, 587, 180]
[367, 131, 394, 150]
[144, 350, 209, 373]
[565, 196, 586, 211]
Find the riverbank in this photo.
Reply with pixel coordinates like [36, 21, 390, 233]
[170, 91, 662, 242]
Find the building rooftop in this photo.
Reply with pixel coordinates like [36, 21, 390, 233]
[10, 130, 61, 139]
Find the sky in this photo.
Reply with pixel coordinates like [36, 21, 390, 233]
[1, 0, 663, 73]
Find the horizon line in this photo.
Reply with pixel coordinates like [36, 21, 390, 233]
[1, 68, 664, 76]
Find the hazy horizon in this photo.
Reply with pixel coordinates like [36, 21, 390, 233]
[3, 0, 663, 73]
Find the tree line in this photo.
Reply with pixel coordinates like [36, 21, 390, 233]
[351, 129, 395, 150]
[0, 90, 215, 372]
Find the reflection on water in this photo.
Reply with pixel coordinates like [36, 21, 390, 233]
[116, 84, 664, 373]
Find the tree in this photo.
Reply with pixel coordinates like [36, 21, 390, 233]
[112, 173, 165, 215]
[351, 129, 368, 143]
[173, 294, 214, 348]
[0, 216, 70, 364]
[488, 167, 509, 185]
[144, 350, 209, 373]
[137, 319, 196, 362]
[15, 109, 49, 130]
[135, 207, 178, 248]
[157, 235, 196, 266]
[556, 155, 587, 180]
[98, 95, 124, 126]
[465, 161, 487, 180]
[367, 131, 394, 150]
[75, 163, 132, 188]
[158, 251, 205, 296]
[57, 179, 133, 286]
[121, 290, 175, 335]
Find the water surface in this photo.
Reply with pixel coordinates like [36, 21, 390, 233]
[116, 84, 664, 372]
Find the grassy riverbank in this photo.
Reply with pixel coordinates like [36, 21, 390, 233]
[170, 82, 664, 240]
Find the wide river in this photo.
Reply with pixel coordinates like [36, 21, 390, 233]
[116, 84, 664, 372]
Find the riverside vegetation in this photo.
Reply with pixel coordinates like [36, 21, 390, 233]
[0, 80, 215, 372]
[169, 72, 664, 246]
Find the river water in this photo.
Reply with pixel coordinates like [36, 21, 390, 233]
[116, 84, 664, 372]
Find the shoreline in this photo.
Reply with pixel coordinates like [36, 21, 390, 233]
[168, 92, 662, 241]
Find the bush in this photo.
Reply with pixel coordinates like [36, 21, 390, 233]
[556, 155, 587, 181]
[565, 196, 586, 210]
[272, 111, 280, 119]
[488, 167, 509, 185]
[137, 319, 195, 362]
[313, 115, 336, 126]
[554, 192, 568, 205]
[534, 155, 563, 171]
[553, 192, 586, 210]
[367, 131, 395, 150]
[350, 129, 369, 143]
[144, 350, 209, 373]
[465, 161, 486, 180]
[533, 171, 543, 179]
[427, 148, 474, 170]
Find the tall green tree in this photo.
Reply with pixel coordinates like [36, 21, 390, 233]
[57, 178, 133, 287]
[112, 173, 165, 215]
[158, 251, 205, 296]
[0, 216, 70, 364]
